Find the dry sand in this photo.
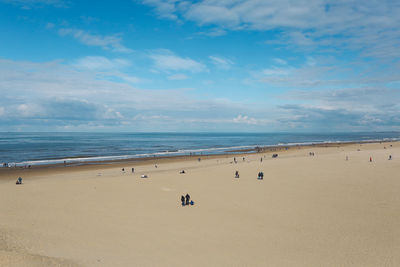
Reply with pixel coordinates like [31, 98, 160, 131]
[0, 142, 399, 266]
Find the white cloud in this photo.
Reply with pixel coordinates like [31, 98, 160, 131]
[149, 50, 207, 72]
[262, 67, 291, 76]
[58, 28, 133, 53]
[16, 103, 43, 117]
[168, 73, 189, 80]
[273, 58, 287, 65]
[45, 22, 55, 29]
[119, 75, 142, 83]
[232, 114, 258, 124]
[142, 0, 400, 59]
[1, 0, 67, 8]
[72, 56, 131, 71]
[209, 56, 233, 69]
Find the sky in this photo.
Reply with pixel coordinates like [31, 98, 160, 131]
[0, 0, 399, 132]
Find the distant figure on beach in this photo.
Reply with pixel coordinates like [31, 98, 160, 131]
[16, 177, 22, 185]
[346, 156, 348, 161]
[141, 174, 148, 178]
[389, 155, 392, 160]
[198, 158, 201, 162]
[155, 164, 157, 168]
[235, 171, 239, 178]
[132, 168, 134, 173]
[181, 195, 185, 206]
[272, 154, 278, 158]
[257, 172, 264, 180]
[370, 157, 372, 162]
[122, 168, 125, 172]
[180, 170, 185, 174]
[243, 157, 245, 161]
[185, 194, 190, 205]
[260, 157, 263, 162]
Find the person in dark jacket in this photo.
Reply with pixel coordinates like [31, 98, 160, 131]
[185, 194, 190, 205]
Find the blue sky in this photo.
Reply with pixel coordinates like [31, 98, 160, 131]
[0, 0, 399, 132]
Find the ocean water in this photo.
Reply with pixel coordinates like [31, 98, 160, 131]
[0, 132, 399, 166]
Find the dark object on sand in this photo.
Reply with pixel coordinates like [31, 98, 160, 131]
[181, 195, 185, 206]
[272, 154, 278, 158]
[185, 194, 190, 205]
[16, 177, 22, 185]
[257, 172, 264, 180]
[180, 170, 185, 174]
[235, 171, 239, 178]
[122, 168, 125, 172]
[389, 155, 392, 160]
[132, 168, 134, 173]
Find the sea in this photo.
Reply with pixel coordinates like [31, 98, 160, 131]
[1, 132, 399, 167]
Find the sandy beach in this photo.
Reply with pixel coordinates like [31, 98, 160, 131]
[1, 141, 399, 266]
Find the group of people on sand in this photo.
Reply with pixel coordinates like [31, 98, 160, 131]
[309, 152, 315, 156]
[181, 194, 193, 206]
[121, 167, 136, 173]
[234, 171, 264, 180]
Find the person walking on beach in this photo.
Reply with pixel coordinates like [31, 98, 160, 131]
[181, 195, 185, 206]
[235, 171, 239, 178]
[370, 157, 372, 162]
[185, 194, 190, 205]
[132, 167, 134, 173]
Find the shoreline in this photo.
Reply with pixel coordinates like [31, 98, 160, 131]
[1, 139, 396, 179]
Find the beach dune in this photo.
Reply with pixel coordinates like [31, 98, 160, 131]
[0, 142, 399, 266]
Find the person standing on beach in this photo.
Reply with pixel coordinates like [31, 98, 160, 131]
[181, 195, 185, 206]
[185, 194, 190, 205]
[132, 168, 134, 173]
